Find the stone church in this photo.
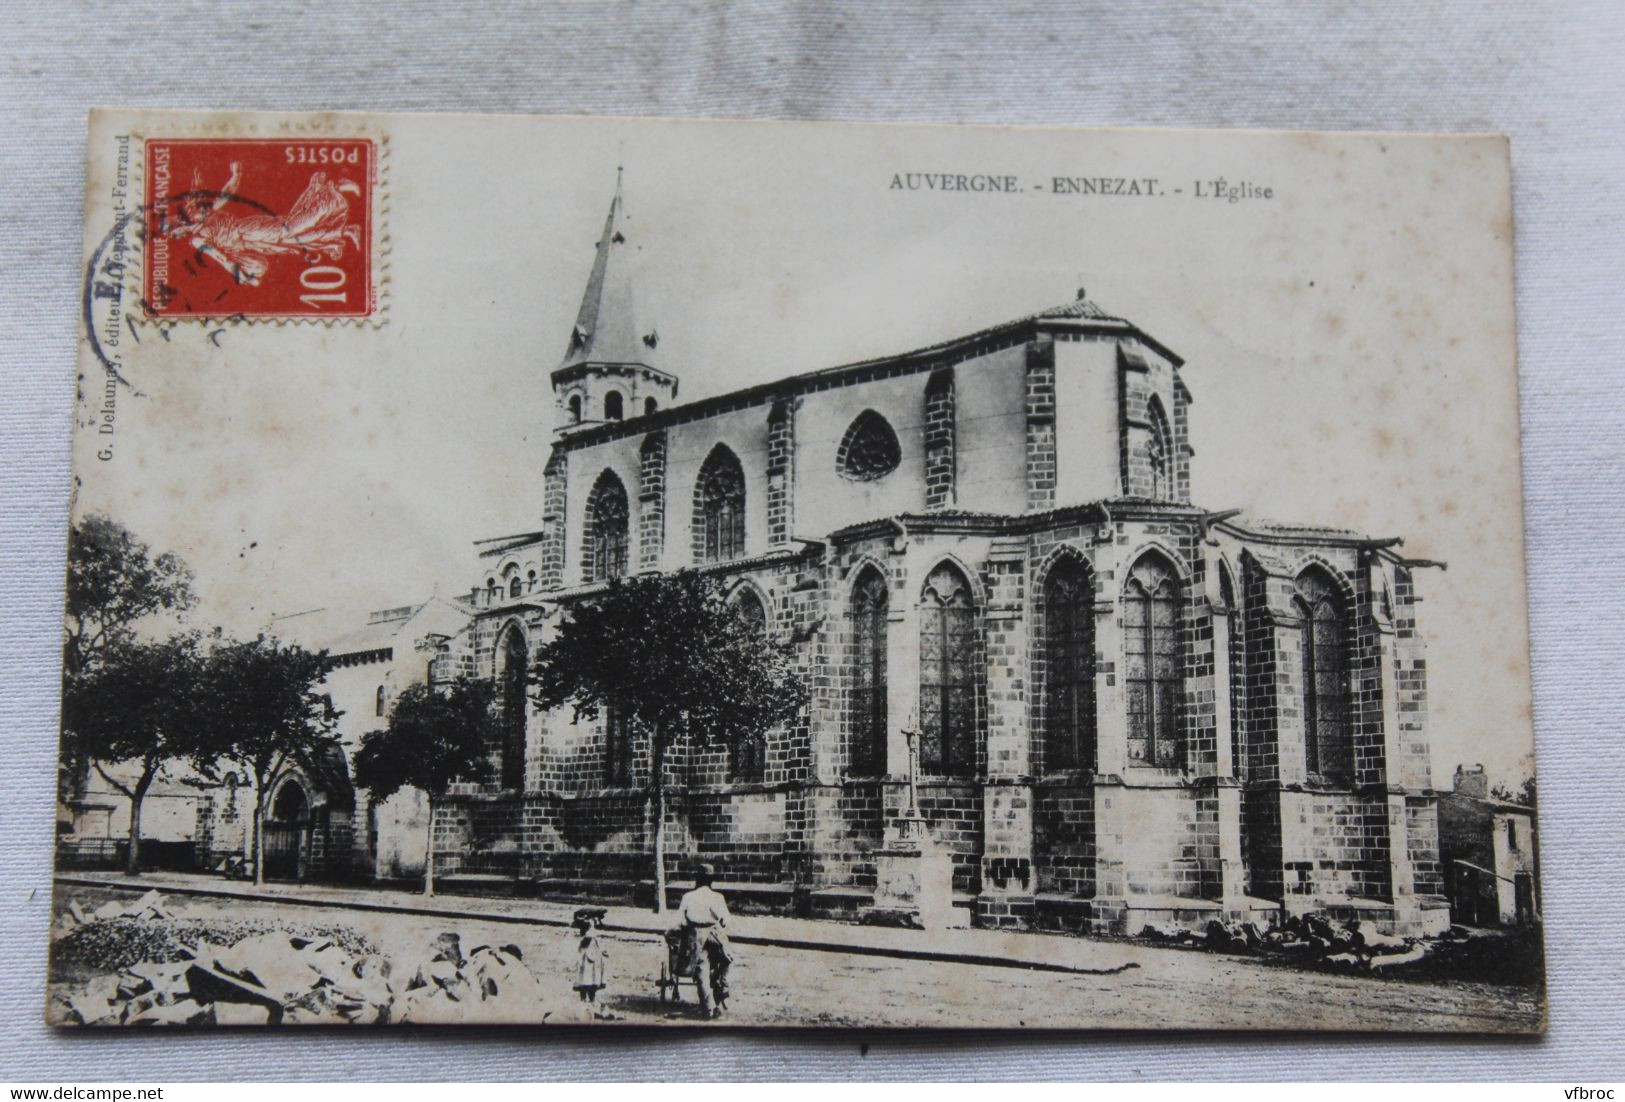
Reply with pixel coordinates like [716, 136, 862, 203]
[432, 179, 1452, 936]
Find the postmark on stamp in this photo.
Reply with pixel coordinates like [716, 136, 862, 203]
[142, 137, 376, 319]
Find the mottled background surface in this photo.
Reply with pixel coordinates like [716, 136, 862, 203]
[3, 0, 1621, 1080]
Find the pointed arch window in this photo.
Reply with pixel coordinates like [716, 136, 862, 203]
[568, 394, 583, 424]
[1042, 559, 1095, 773]
[920, 563, 977, 777]
[508, 573, 522, 599]
[728, 589, 769, 781]
[1146, 398, 1173, 500]
[644, 397, 658, 416]
[733, 588, 768, 635]
[587, 472, 630, 582]
[1295, 570, 1351, 784]
[497, 626, 528, 790]
[1125, 554, 1181, 768]
[849, 568, 889, 777]
[604, 391, 624, 421]
[697, 447, 746, 563]
[838, 410, 902, 481]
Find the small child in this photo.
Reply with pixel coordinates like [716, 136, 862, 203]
[571, 907, 608, 1007]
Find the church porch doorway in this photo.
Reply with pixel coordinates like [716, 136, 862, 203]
[263, 779, 311, 881]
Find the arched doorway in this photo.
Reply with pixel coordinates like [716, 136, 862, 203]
[263, 779, 311, 881]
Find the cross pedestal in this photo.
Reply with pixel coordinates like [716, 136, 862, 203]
[873, 815, 956, 929]
[871, 726, 957, 929]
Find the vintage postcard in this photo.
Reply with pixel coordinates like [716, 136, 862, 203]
[52, 110, 1540, 1031]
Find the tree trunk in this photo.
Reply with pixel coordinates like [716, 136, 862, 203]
[423, 793, 436, 897]
[651, 725, 667, 914]
[125, 772, 154, 877]
[93, 762, 142, 877]
[252, 778, 267, 886]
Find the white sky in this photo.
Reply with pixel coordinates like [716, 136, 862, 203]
[77, 113, 1533, 789]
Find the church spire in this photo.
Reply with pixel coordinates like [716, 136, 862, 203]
[551, 171, 677, 434]
[558, 168, 656, 371]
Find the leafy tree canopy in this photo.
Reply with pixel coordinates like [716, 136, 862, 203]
[354, 679, 497, 802]
[60, 632, 213, 874]
[197, 635, 339, 783]
[1492, 777, 1538, 807]
[61, 633, 210, 782]
[531, 571, 807, 746]
[531, 572, 808, 912]
[64, 514, 195, 674]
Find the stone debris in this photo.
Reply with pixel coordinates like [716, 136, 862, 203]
[394, 934, 544, 1024]
[52, 897, 372, 976]
[85, 888, 171, 925]
[1367, 944, 1429, 971]
[52, 892, 549, 1027]
[1136, 913, 1466, 977]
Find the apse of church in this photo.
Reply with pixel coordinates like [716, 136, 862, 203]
[439, 180, 1448, 936]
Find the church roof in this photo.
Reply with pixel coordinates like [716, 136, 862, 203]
[282, 597, 471, 661]
[556, 170, 657, 373]
[554, 289, 1177, 450]
[1019, 295, 1119, 323]
[474, 529, 548, 560]
[1221, 517, 1371, 542]
[322, 614, 419, 659]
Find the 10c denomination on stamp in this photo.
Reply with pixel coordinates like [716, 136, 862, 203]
[143, 137, 376, 319]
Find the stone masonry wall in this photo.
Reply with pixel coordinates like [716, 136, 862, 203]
[637, 430, 667, 571]
[432, 493, 1433, 930]
[1024, 340, 1056, 512]
[923, 367, 956, 510]
[765, 399, 796, 545]
[674, 787, 788, 884]
[1034, 783, 1096, 896]
[540, 450, 568, 589]
[805, 783, 883, 889]
[915, 782, 984, 895]
[1275, 790, 1393, 903]
[1407, 797, 1445, 897]
[1392, 567, 1432, 790]
[1111, 784, 1210, 899]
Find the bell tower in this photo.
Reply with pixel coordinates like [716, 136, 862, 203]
[552, 170, 678, 434]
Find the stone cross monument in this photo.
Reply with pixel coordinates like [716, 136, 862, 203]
[873, 713, 955, 928]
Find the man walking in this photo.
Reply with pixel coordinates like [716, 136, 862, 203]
[676, 863, 732, 1018]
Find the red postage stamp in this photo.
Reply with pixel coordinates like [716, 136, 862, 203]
[143, 137, 376, 319]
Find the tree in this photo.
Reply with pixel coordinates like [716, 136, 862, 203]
[59, 515, 196, 808]
[198, 636, 338, 885]
[60, 634, 208, 874]
[1492, 777, 1538, 807]
[532, 572, 808, 912]
[64, 514, 194, 676]
[353, 679, 498, 896]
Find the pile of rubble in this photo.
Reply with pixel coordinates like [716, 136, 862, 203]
[390, 933, 546, 1025]
[52, 892, 547, 1026]
[52, 891, 373, 976]
[1139, 914, 1456, 976]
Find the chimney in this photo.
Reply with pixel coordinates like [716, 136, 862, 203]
[1453, 763, 1489, 799]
